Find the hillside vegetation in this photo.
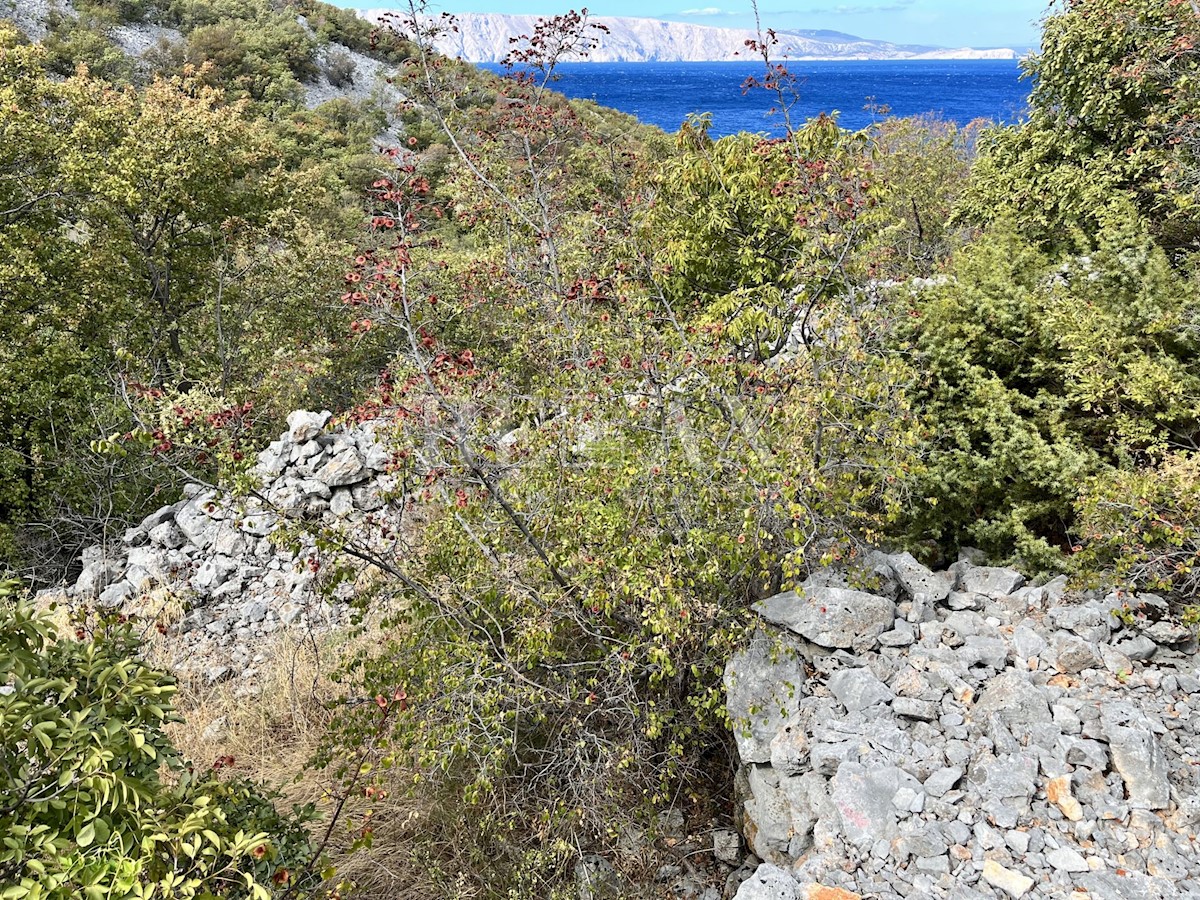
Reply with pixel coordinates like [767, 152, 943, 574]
[2, 0, 1199, 896]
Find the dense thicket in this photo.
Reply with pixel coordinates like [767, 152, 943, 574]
[3, 0, 1200, 896]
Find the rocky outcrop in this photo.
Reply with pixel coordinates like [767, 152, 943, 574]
[59, 411, 404, 690]
[725, 553, 1200, 899]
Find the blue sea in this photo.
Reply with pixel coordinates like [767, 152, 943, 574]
[482, 60, 1029, 136]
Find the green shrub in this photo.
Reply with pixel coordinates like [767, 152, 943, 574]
[0, 585, 320, 897]
[1076, 454, 1200, 616]
[901, 211, 1200, 566]
[961, 0, 1200, 252]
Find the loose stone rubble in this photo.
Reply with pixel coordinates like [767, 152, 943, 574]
[725, 552, 1200, 899]
[58, 410, 404, 689]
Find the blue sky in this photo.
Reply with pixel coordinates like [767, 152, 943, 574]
[386, 0, 1049, 50]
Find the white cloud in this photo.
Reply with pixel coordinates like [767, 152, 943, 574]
[680, 6, 732, 15]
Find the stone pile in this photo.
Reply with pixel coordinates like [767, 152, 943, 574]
[724, 552, 1200, 900]
[63, 410, 403, 687]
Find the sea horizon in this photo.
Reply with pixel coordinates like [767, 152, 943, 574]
[481, 59, 1030, 136]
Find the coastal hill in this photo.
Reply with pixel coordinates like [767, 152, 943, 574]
[360, 11, 1019, 63]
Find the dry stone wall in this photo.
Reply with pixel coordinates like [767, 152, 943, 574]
[62, 410, 403, 688]
[726, 553, 1200, 900]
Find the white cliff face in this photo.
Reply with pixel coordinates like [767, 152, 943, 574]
[359, 11, 1017, 63]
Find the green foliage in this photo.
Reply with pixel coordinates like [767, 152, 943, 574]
[902, 213, 1200, 565]
[648, 114, 878, 359]
[313, 29, 921, 891]
[962, 0, 1200, 251]
[0, 589, 318, 897]
[865, 114, 981, 277]
[1076, 452, 1200, 623]
[0, 28, 371, 576]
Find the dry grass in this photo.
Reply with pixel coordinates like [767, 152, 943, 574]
[163, 619, 454, 899]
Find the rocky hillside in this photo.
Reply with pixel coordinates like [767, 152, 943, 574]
[55, 411, 1200, 899]
[362, 12, 1018, 63]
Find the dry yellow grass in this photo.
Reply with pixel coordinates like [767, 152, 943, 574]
[163, 620, 454, 899]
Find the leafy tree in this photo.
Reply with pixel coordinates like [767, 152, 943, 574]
[962, 0, 1200, 252]
[0, 32, 368, 576]
[0, 584, 319, 898]
[1076, 451, 1200, 611]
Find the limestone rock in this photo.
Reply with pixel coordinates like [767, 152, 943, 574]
[733, 864, 800, 900]
[286, 409, 331, 442]
[981, 860, 1034, 898]
[314, 448, 367, 487]
[753, 587, 895, 650]
[1101, 702, 1171, 809]
[958, 565, 1025, 598]
[725, 630, 809, 764]
[827, 668, 893, 713]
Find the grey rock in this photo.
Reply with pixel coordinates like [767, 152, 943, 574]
[192, 555, 239, 594]
[828, 668, 894, 712]
[884, 551, 953, 602]
[742, 765, 810, 863]
[122, 565, 155, 593]
[329, 489, 354, 517]
[1053, 633, 1102, 673]
[74, 558, 122, 598]
[98, 580, 135, 608]
[961, 634, 1009, 670]
[142, 505, 177, 529]
[829, 763, 919, 850]
[1011, 624, 1047, 660]
[255, 440, 289, 478]
[732, 864, 799, 900]
[175, 492, 223, 549]
[713, 828, 742, 865]
[1060, 734, 1104, 772]
[753, 587, 895, 650]
[768, 715, 811, 776]
[958, 566, 1025, 599]
[200, 716, 227, 742]
[1102, 702, 1171, 809]
[299, 478, 332, 500]
[314, 448, 367, 487]
[1076, 871, 1180, 899]
[969, 751, 1038, 804]
[1045, 847, 1088, 872]
[1144, 620, 1193, 646]
[286, 409, 331, 443]
[893, 697, 937, 721]
[123, 526, 148, 547]
[724, 631, 808, 764]
[211, 528, 248, 558]
[946, 591, 983, 611]
[973, 672, 1052, 734]
[575, 854, 623, 900]
[922, 766, 964, 798]
[879, 627, 915, 647]
[1051, 604, 1111, 643]
[148, 520, 187, 549]
[241, 599, 269, 624]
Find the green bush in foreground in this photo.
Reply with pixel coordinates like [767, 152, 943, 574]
[0, 584, 318, 899]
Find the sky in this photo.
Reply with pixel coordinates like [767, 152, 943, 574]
[384, 0, 1050, 50]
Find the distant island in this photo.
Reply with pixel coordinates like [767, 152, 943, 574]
[358, 11, 1019, 63]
